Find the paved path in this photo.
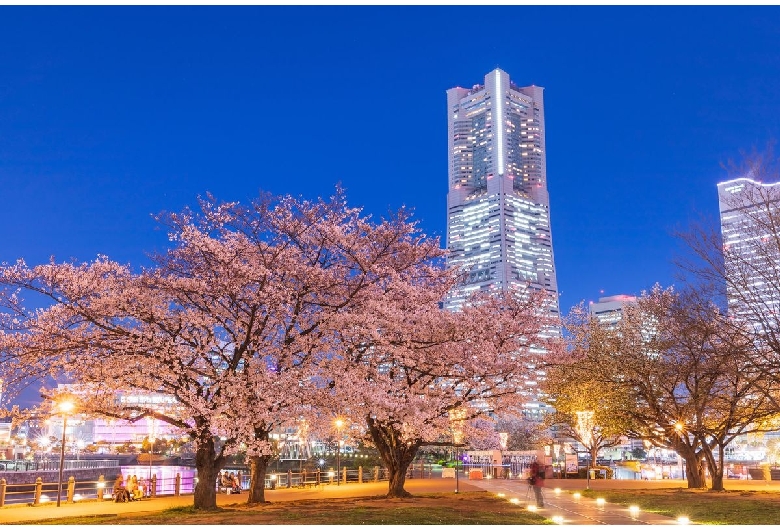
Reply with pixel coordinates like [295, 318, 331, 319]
[472, 478, 682, 525]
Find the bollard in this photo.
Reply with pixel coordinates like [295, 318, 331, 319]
[175, 473, 181, 497]
[97, 475, 105, 501]
[316, 468, 321, 485]
[67, 476, 75, 503]
[34, 476, 42, 505]
[287, 469, 292, 488]
[373, 466, 379, 482]
[328, 468, 334, 485]
[358, 465, 363, 484]
[151, 474, 157, 498]
[342, 466, 347, 484]
[0, 478, 6, 507]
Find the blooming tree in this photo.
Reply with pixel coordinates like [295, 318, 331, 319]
[322, 266, 558, 498]
[0, 189, 471, 508]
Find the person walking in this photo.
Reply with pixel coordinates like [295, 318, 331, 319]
[529, 460, 545, 508]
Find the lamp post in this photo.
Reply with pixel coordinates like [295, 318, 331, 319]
[335, 419, 344, 486]
[56, 399, 74, 507]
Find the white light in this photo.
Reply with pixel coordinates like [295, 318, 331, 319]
[495, 70, 504, 175]
[596, 498, 605, 507]
[629, 505, 640, 516]
[554, 487, 561, 494]
[97, 482, 105, 488]
[552, 515, 564, 524]
[527, 504, 537, 512]
[40, 495, 51, 503]
[509, 497, 519, 504]
[572, 492, 581, 500]
[497, 493, 505, 497]
[677, 516, 690, 525]
[73, 493, 82, 501]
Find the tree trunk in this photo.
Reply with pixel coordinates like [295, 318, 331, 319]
[683, 455, 706, 489]
[193, 433, 223, 510]
[247, 454, 271, 504]
[366, 417, 419, 498]
[706, 443, 726, 492]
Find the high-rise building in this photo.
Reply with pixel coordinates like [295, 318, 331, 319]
[445, 68, 559, 317]
[717, 177, 780, 321]
[589, 294, 637, 328]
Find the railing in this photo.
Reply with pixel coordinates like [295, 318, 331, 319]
[0, 459, 120, 472]
[0, 466, 392, 507]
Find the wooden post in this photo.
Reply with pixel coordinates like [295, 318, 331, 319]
[342, 466, 347, 484]
[151, 474, 157, 497]
[97, 475, 105, 501]
[287, 469, 292, 488]
[0, 478, 6, 507]
[358, 465, 363, 483]
[373, 466, 379, 482]
[33, 477, 42, 505]
[67, 476, 75, 502]
[175, 473, 181, 496]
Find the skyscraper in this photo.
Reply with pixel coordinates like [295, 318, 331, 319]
[717, 177, 780, 322]
[445, 68, 559, 316]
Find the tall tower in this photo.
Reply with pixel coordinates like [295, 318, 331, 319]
[718, 177, 780, 322]
[445, 68, 559, 316]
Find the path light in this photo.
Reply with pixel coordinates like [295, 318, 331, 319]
[572, 492, 581, 501]
[629, 505, 640, 516]
[554, 487, 561, 494]
[596, 498, 605, 508]
[509, 498, 520, 504]
[527, 505, 538, 512]
[497, 493, 505, 497]
[552, 515, 565, 524]
[677, 516, 690, 525]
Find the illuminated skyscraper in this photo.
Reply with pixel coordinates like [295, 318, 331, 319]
[717, 177, 780, 321]
[445, 68, 559, 317]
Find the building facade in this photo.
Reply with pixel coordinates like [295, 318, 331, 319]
[717, 177, 780, 322]
[445, 68, 559, 317]
[589, 294, 637, 328]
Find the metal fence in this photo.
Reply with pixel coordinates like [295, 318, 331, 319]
[0, 466, 391, 507]
[0, 459, 120, 472]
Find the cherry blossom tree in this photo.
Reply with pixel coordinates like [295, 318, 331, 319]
[0, 189, 466, 508]
[322, 271, 558, 498]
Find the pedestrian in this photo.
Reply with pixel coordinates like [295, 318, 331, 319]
[113, 474, 129, 502]
[529, 460, 545, 508]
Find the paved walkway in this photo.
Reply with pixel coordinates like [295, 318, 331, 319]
[2, 476, 778, 525]
[473, 478, 682, 525]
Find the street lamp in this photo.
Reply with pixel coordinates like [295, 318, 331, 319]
[56, 399, 75, 507]
[335, 419, 344, 486]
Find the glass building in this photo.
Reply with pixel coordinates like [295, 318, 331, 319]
[445, 68, 559, 319]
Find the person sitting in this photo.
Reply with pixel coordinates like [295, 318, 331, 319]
[221, 471, 233, 493]
[231, 473, 241, 494]
[113, 474, 130, 503]
[129, 474, 141, 500]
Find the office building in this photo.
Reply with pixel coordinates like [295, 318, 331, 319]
[717, 177, 780, 321]
[589, 295, 637, 328]
[445, 68, 559, 318]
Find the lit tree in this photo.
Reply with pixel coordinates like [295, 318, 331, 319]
[572, 286, 780, 490]
[543, 305, 634, 468]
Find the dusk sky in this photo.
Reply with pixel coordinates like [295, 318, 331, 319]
[2, 6, 780, 318]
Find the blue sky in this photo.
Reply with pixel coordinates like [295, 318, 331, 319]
[2, 5, 780, 319]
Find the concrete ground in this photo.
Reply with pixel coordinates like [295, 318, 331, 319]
[1, 476, 778, 525]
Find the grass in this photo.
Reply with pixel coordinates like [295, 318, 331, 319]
[24, 492, 552, 526]
[580, 488, 780, 525]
